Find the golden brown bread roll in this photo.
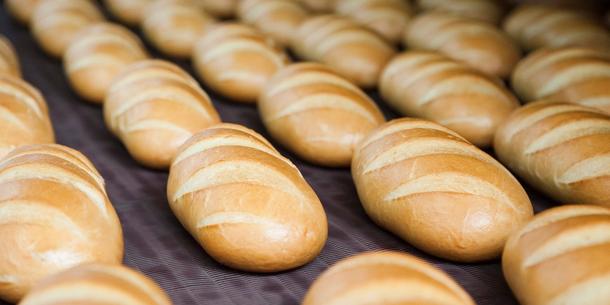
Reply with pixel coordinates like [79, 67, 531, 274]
[31, 0, 104, 58]
[104, 60, 221, 169]
[352, 118, 533, 261]
[503, 205, 610, 305]
[259, 62, 386, 167]
[196, 0, 238, 18]
[20, 263, 173, 305]
[292, 15, 395, 88]
[4, 0, 41, 25]
[0, 75, 54, 159]
[494, 100, 610, 207]
[102, 0, 153, 26]
[0, 144, 123, 303]
[404, 12, 521, 78]
[167, 123, 328, 272]
[0, 35, 20, 78]
[193, 23, 289, 103]
[303, 251, 476, 305]
[63, 23, 148, 104]
[511, 47, 610, 115]
[379, 51, 519, 147]
[297, 0, 334, 12]
[416, 0, 506, 24]
[237, 0, 309, 47]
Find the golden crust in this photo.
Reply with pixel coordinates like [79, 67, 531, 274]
[5, 0, 42, 25]
[195, 0, 238, 18]
[0, 35, 21, 78]
[237, 0, 309, 47]
[416, 0, 506, 24]
[103, 0, 153, 26]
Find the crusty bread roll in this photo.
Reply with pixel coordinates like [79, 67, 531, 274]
[404, 12, 521, 78]
[503, 205, 610, 305]
[0, 144, 123, 303]
[167, 123, 328, 272]
[292, 15, 395, 88]
[64, 23, 148, 104]
[0, 75, 54, 159]
[20, 263, 172, 305]
[259, 62, 386, 167]
[511, 47, 610, 115]
[104, 60, 221, 169]
[196, 0, 237, 18]
[494, 100, 610, 207]
[0, 35, 20, 78]
[102, 0, 153, 26]
[31, 0, 104, 58]
[380, 51, 519, 147]
[193, 23, 289, 103]
[416, 0, 506, 24]
[237, 0, 309, 47]
[352, 118, 533, 261]
[297, 0, 334, 12]
[4, 0, 41, 25]
[303, 251, 476, 305]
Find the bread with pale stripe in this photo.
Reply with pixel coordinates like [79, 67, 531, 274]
[20, 263, 172, 305]
[104, 60, 220, 169]
[259, 63, 386, 167]
[297, 0, 334, 12]
[167, 123, 327, 272]
[196, 0, 237, 18]
[511, 47, 610, 115]
[193, 23, 289, 103]
[503, 205, 610, 305]
[5, 0, 41, 25]
[352, 118, 533, 261]
[404, 12, 520, 78]
[0, 144, 123, 303]
[64, 23, 148, 104]
[237, 0, 309, 47]
[380, 51, 519, 147]
[494, 100, 610, 207]
[0, 35, 20, 78]
[416, 0, 506, 24]
[303, 251, 476, 305]
[102, 0, 153, 25]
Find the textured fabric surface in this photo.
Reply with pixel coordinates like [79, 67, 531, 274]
[0, 5, 556, 304]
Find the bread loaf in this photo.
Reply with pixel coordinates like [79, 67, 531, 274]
[104, 60, 220, 169]
[494, 100, 610, 207]
[167, 123, 327, 272]
[259, 63, 386, 167]
[297, 0, 334, 12]
[0, 144, 123, 303]
[193, 23, 289, 103]
[196, 0, 237, 18]
[511, 47, 610, 115]
[31, 0, 104, 58]
[303, 251, 476, 305]
[503, 205, 610, 305]
[380, 51, 519, 147]
[352, 118, 533, 261]
[0, 75, 54, 159]
[64, 23, 148, 104]
[292, 15, 395, 88]
[20, 263, 172, 305]
[404, 12, 521, 78]
[0, 35, 20, 78]
[237, 0, 309, 47]
[102, 0, 152, 25]
[416, 0, 506, 24]
[5, 0, 41, 25]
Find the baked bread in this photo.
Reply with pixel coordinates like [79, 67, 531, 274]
[292, 15, 395, 88]
[20, 263, 173, 305]
[0, 144, 123, 303]
[259, 62, 386, 167]
[416, 0, 506, 24]
[237, 0, 309, 47]
[5, 0, 41, 25]
[352, 118, 533, 261]
[511, 47, 610, 115]
[193, 23, 289, 103]
[196, 0, 237, 18]
[503, 205, 610, 305]
[303, 251, 476, 305]
[102, 0, 153, 25]
[63, 23, 148, 104]
[104, 60, 221, 169]
[167, 123, 328, 272]
[0, 35, 20, 77]
[404, 12, 521, 78]
[494, 100, 610, 207]
[0, 75, 54, 159]
[379, 51, 519, 147]
[297, 0, 334, 12]
[31, 0, 104, 58]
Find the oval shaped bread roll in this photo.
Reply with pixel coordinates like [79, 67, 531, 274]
[5, 0, 41, 25]
[167, 123, 328, 272]
[20, 263, 173, 305]
[503, 205, 610, 305]
[0, 75, 54, 159]
[259, 63, 386, 167]
[31, 0, 104, 58]
[511, 47, 610, 115]
[380, 51, 519, 147]
[104, 60, 221, 169]
[237, 0, 309, 47]
[416, 0, 506, 24]
[404, 12, 521, 78]
[196, 0, 237, 18]
[297, 0, 334, 12]
[494, 100, 610, 207]
[193, 23, 289, 103]
[102, 0, 152, 25]
[64, 23, 148, 104]
[0, 144, 123, 303]
[0, 35, 20, 77]
[292, 15, 395, 88]
[303, 251, 476, 305]
[352, 118, 533, 261]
